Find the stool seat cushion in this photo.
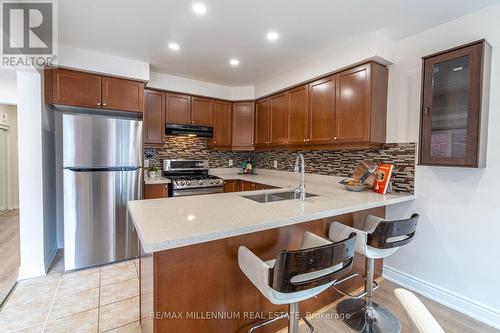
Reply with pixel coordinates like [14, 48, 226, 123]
[238, 231, 341, 305]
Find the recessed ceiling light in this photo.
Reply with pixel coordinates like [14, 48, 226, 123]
[168, 42, 180, 51]
[192, 2, 207, 15]
[266, 31, 279, 41]
[229, 58, 240, 66]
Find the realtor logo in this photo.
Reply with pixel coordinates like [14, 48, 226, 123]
[1, 0, 58, 67]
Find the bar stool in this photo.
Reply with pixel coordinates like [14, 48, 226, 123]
[329, 214, 419, 333]
[238, 231, 357, 333]
[394, 288, 445, 333]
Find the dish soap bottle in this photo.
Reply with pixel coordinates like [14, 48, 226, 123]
[243, 159, 253, 174]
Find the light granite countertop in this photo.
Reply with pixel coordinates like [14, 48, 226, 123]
[144, 176, 171, 185]
[128, 169, 415, 253]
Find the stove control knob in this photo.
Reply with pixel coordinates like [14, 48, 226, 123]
[209, 180, 213, 184]
[214, 179, 219, 184]
[198, 180, 203, 185]
[179, 181, 185, 186]
[186, 180, 191, 186]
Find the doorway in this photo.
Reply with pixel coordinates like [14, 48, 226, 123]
[0, 104, 20, 304]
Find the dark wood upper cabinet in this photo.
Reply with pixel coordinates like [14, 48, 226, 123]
[51, 68, 102, 108]
[165, 93, 191, 124]
[255, 99, 271, 146]
[270, 92, 288, 145]
[46, 68, 144, 113]
[213, 101, 232, 148]
[308, 76, 336, 144]
[419, 40, 490, 168]
[287, 84, 309, 145]
[232, 102, 255, 150]
[191, 97, 213, 126]
[250, 61, 387, 151]
[335, 62, 388, 145]
[144, 90, 165, 146]
[335, 64, 371, 143]
[102, 76, 144, 113]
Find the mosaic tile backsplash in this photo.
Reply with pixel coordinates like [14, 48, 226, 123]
[145, 137, 416, 193]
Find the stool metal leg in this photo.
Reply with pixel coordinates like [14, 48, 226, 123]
[301, 314, 315, 333]
[336, 257, 401, 333]
[247, 302, 314, 333]
[289, 302, 300, 333]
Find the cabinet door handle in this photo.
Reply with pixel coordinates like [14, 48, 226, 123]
[103, 103, 107, 106]
[303, 138, 307, 143]
[334, 137, 338, 141]
[97, 102, 101, 106]
[425, 105, 431, 116]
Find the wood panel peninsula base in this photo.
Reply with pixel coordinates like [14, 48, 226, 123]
[139, 206, 385, 333]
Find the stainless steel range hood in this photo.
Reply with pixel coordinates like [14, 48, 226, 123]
[165, 123, 213, 137]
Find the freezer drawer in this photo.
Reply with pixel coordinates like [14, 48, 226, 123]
[63, 168, 142, 270]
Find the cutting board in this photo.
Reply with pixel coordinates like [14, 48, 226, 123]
[352, 160, 377, 186]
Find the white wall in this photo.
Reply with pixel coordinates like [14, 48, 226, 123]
[0, 78, 17, 105]
[148, 32, 396, 100]
[16, 70, 46, 279]
[0, 104, 19, 209]
[384, 3, 500, 328]
[58, 44, 150, 82]
[148, 71, 255, 100]
[254, 31, 395, 98]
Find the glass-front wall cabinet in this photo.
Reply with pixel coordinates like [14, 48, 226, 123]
[419, 41, 487, 167]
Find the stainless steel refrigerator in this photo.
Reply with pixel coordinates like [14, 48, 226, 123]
[62, 113, 142, 270]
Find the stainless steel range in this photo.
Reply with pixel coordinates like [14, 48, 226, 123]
[163, 160, 224, 197]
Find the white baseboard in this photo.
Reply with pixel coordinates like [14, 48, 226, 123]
[44, 246, 58, 273]
[383, 265, 500, 330]
[18, 264, 45, 280]
[17, 247, 58, 280]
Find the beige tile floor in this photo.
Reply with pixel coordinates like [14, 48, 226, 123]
[1, 251, 497, 333]
[0, 253, 141, 333]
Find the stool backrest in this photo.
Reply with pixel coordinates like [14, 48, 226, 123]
[368, 213, 419, 249]
[269, 233, 356, 293]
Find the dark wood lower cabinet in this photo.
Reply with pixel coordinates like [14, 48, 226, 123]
[144, 184, 169, 199]
[223, 179, 239, 192]
[223, 179, 278, 193]
[139, 206, 385, 333]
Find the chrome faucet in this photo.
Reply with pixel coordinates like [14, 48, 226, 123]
[294, 153, 306, 201]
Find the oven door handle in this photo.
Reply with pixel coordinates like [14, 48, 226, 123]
[172, 186, 224, 197]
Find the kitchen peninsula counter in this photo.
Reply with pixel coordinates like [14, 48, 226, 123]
[128, 169, 415, 333]
[128, 169, 415, 253]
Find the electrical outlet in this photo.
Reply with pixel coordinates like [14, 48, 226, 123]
[273, 160, 278, 168]
[229, 159, 233, 167]
[144, 159, 150, 168]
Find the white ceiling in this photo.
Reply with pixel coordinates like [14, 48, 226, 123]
[59, 0, 499, 86]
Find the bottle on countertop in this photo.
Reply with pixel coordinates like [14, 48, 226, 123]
[242, 159, 254, 174]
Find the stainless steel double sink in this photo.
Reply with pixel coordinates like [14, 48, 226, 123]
[241, 190, 318, 203]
